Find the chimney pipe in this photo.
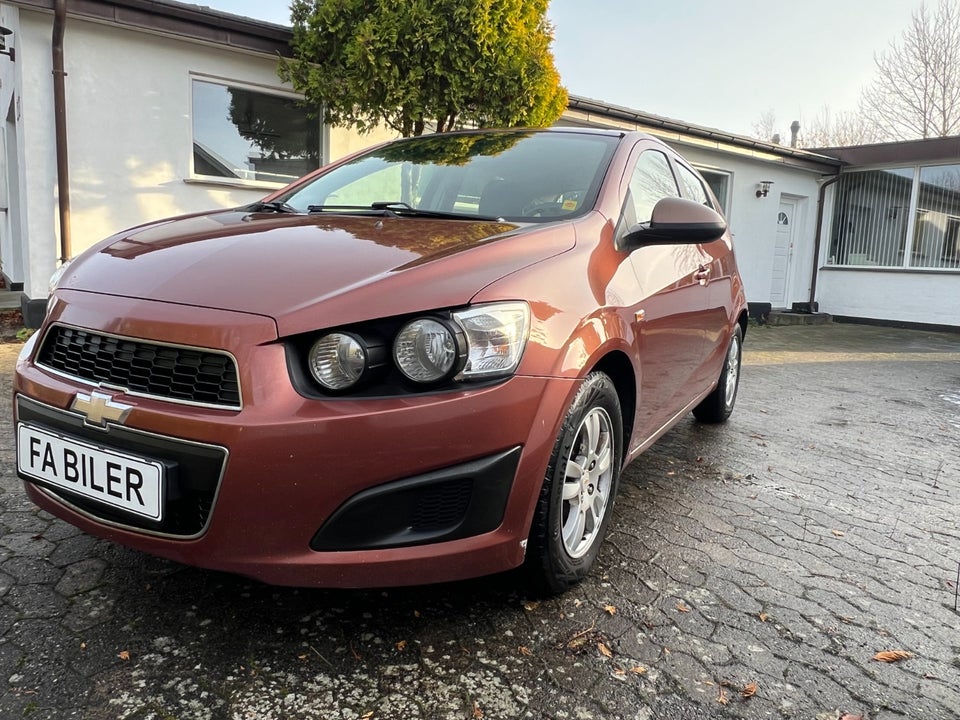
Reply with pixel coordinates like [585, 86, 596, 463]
[790, 120, 800, 148]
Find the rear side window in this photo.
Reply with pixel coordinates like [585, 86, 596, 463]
[676, 164, 712, 208]
[626, 150, 680, 224]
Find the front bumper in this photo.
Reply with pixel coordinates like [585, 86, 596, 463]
[15, 291, 576, 587]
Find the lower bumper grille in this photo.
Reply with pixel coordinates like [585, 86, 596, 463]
[16, 396, 227, 538]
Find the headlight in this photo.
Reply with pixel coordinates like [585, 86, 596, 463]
[308, 332, 367, 390]
[394, 318, 466, 383]
[453, 302, 530, 379]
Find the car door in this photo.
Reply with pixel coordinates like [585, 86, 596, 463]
[619, 145, 715, 439]
[672, 160, 734, 389]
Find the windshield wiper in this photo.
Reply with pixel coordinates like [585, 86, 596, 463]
[370, 201, 501, 221]
[243, 200, 300, 214]
[306, 202, 500, 221]
[307, 204, 396, 216]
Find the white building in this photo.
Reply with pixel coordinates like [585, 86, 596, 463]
[1, 0, 957, 330]
[0, 0, 391, 324]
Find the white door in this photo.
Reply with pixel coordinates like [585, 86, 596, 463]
[770, 198, 797, 307]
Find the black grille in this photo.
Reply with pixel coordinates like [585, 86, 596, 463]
[411, 479, 472, 531]
[38, 325, 240, 408]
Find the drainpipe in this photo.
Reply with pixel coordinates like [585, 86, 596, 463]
[53, 0, 71, 264]
[808, 174, 841, 306]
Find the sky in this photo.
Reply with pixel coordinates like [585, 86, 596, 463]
[199, 0, 924, 138]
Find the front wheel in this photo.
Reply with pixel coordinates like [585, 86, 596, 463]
[525, 372, 623, 595]
[692, 324, 743, 424]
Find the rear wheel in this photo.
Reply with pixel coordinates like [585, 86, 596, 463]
[692, 325, 742, 424]
[526, 372, 623, 595]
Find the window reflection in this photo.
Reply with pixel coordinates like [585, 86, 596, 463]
[192, 79, 321, 186]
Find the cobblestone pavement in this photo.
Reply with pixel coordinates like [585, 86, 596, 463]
[1, 322, 959, 719]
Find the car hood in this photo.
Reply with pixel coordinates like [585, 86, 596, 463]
[60, 210, 574, 337]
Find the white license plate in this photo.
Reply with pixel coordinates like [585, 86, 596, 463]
[17, 423, 164, 521]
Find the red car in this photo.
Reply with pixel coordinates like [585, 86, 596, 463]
[15, 129, 746, 593]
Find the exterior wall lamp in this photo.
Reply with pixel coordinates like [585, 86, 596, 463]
[0, 26, 15, 62]
[756, 180, 773, 198]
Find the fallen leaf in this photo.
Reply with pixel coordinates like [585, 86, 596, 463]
[118, 650, 130, 661]
[522, 601, 540, 612]
[297, 654, 307, 661]
[395, 640, 407, 652]
[758, 613, 769, 622]
[518, 646, 533, 657]
[717, 688, 729, 705]
[472, 701, 483, 719]
[603, 604, 617, 615]
[742, 682, 758, 698]
[629, 666, 647, 675]
[613, 667, 626, 676]
[597, 642, 613, 658]
[840, 715, 865, 720]
[873, 650, 913, 663]
[567, 635, 588, 650]
[360, 712, 374, 720]
[80, 642, 87, 650]
[676, 602, 691, 613]
[413, 610, 421, 618]
[832, 529, 845, 537]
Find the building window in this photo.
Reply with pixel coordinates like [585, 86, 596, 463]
[697, 168, 731, 214]
[909, 164, 960, 269]
[829, 164, 960, 270]
[191, 78, 321, 187]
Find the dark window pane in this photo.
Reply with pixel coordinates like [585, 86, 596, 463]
[192, 80, 321, 185]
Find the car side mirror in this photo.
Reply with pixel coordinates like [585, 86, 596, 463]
[622, 197, 727, 249]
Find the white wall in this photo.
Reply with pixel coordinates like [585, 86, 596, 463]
[817, 269, 960, 326]
[16, 8, 395, 300]
[664, 142, 826, 308]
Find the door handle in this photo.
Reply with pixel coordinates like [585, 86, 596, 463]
[693, 266, 711, 285]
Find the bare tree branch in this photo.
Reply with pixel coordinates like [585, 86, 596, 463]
[861, 0, 960, 140]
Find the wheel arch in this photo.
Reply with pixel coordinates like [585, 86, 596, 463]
[587, 349, 636, 462]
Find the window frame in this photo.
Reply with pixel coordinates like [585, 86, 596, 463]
[188, 73, 325, 191]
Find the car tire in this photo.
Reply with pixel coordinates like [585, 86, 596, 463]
[525, 371, 623, 595]
[692, 324, 743, 424]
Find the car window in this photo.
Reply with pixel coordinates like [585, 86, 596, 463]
[676, 163, 712, 208]
[626, 150, 680, 225]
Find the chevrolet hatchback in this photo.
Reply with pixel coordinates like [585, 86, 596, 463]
[15, 128, 746, 593]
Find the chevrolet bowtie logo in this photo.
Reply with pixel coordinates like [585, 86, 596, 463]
[71, 390, 133, 427]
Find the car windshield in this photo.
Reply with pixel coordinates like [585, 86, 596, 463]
[279, 131, 619, 222]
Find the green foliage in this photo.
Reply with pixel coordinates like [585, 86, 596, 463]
[279, 0, 568, 137]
